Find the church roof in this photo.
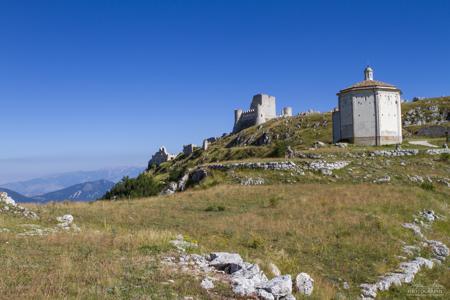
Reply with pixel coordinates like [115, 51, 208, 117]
[338, 79, 400, 94]
[338, 66, 401, 95]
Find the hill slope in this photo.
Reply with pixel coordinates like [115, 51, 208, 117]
[33, 180, 115, 202]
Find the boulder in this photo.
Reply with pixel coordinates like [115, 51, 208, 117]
[208, 252, 243, 274]
[420, 210, 437, 222]
[313, 141, 326, 148]
[259, 275, 292, 298]
[295, 273, 314, 296]
[0, 192, 16, 206]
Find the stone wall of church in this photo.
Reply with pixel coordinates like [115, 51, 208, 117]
[352, 90, 377, 145]
[338, 93, 354, 142]
[378, 91, 402, 144]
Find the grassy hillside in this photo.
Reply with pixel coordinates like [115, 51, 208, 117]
[1, 182, 449, 299]
[1, 96, 449, 299]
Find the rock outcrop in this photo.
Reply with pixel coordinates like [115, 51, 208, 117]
[163, 236, 308, 299]
[0, 192, 38, 219]
[360, 210, 449, 299]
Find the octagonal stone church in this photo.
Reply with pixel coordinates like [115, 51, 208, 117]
[332, 66, 402, 145]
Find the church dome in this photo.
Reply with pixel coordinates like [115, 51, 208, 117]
[337, 66, 401, 95]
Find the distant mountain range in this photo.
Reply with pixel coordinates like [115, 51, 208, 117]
[0, 187, 35, 202]
[0, 166, 144, 197]
[1, 179, 116, 203]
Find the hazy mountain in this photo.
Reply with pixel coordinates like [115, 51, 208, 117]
[33, 180, 115, 202]
[1, 166, 144, 196]
[0, 187, 35, 203]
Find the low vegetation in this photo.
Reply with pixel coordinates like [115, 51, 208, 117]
[1, 96, 449, 299]
[1, 183, 449, 299]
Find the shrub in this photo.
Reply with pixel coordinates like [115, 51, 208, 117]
[247, 236, 265, 249]
[269, 142, 288, 158]
[168, 167, 187, 182]
[263, 196, 282, 208]
[205, 205, 226, 212]
[102, 174, 161, 200]
[420, 182, 434, 191]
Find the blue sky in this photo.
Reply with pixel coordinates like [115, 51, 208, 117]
[1, 0, 449, 183]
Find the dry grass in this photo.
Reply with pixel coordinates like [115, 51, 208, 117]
[2, 182, 448, 299]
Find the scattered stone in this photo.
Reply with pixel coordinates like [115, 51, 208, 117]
[56, 214, 80, 232]
[295, 273, 314, 296]
[260, 275, 292, 298]
[241, 177, 265, 186]
[0, 192, 38, 219]
[420, 210, 438, 222]
[313, 141, 326, 148]
[335, 142, 348, 148]
[361, 210, 449, 299]
[370, 149, 419, 157]
[307, 161, 350, 174]
[407, 175, 425, 184]
[231, 262, 268, 296]
[402, 223, 424, 238]
[200, 277, 214, 290]
[209, 252, 243, 273]
[343, 282, 350, 290]
[269, 262, 281, 277]
[373, 175, 391, 184]
[427, 240, 449, 261]
[402, 245, 420, 256]
[425, 148, 450, 155]
[170, 235, 198, 252]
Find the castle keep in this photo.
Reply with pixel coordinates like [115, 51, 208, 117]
[233, 94, 292, 133]
[333, 67, 403, 145]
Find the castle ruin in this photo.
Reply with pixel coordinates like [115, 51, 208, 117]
[148, 146, 176, 168]
[233, 94, 292, 133]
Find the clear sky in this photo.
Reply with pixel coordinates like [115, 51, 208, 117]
[1, 0, 449, 183]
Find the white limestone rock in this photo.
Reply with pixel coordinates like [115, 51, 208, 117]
[257, 289, 275, 300]
[295, 273, 314, 296]
[259, 275, 292, 298]
[374, 175, 391, 183]
[56, 214, 80, 231]
[427, 240, 449, 260]
[0, 192, 16, 206]
[200, 277, 214, 290]
[269, 262, 281, 277]
[208, 252, 244, 273]
[420, 210, 437, 222]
